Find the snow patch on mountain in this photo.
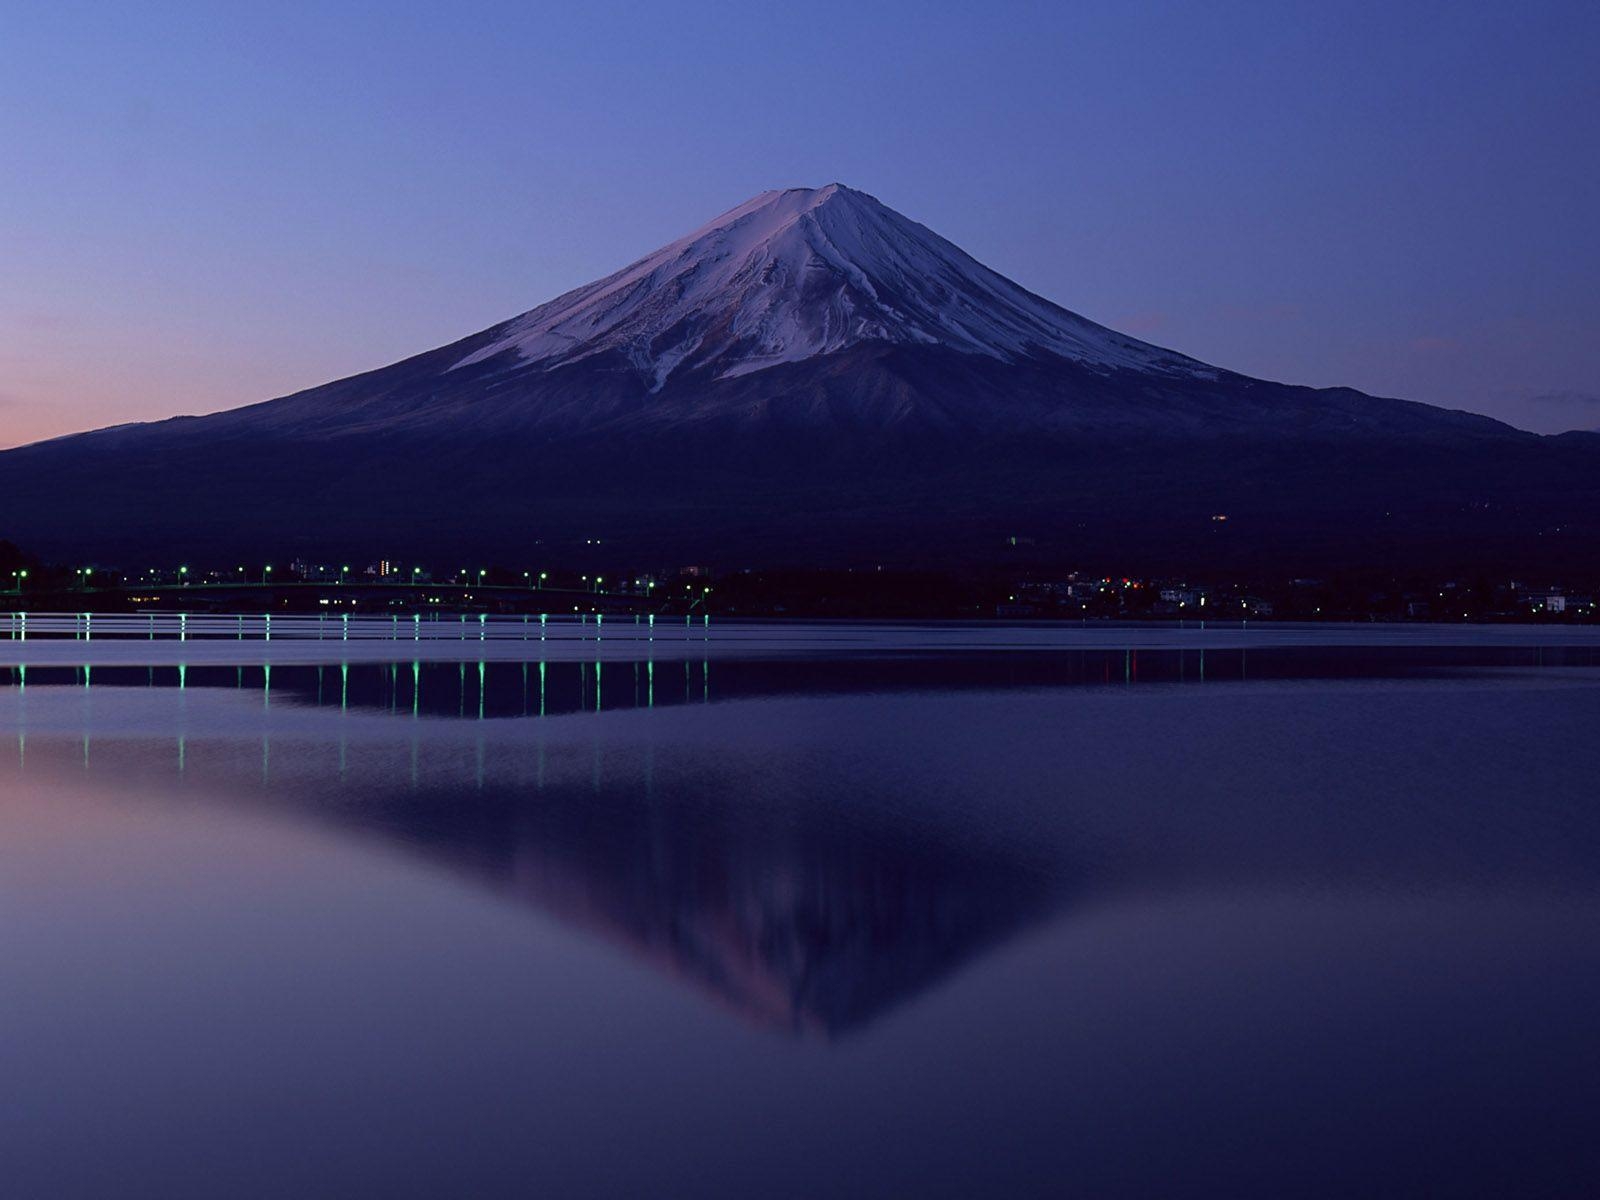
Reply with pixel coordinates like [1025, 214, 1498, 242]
[453, 184, 1215, 388]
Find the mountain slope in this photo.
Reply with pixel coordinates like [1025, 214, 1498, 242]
[1, 184, 1596, 574]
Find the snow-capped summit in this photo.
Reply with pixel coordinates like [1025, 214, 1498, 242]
[454, 183, 1212, 389]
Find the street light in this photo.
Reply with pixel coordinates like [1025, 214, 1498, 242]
[179, 565, 189, 586]
[263, 565, 273, 584]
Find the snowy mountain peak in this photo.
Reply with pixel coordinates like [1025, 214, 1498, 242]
[453, 184, 1213, 389]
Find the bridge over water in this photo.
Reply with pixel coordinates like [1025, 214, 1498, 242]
[1, 609, 706, 644]
[0, 580, 702, 616]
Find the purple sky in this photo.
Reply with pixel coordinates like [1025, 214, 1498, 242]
[3, 0, 1597, 448]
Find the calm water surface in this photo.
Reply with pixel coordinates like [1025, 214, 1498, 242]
[3, 639, 1598, 1198]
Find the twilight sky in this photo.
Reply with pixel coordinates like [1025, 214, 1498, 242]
[3, 0, 1597, 448]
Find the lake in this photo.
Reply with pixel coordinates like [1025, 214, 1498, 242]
[3, 623, 1598, 1198]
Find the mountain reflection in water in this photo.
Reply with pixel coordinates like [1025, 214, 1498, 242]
[7, 642, 1600, 1199]
[4, 642, 1597, 1042]
[3, 658, 1075, 1036]
[367, 778, 1055, 1036]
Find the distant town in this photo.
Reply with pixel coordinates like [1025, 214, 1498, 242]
[0, 539, 1592, 623]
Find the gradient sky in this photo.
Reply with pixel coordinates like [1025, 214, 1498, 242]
[3, 0, 1598, 448]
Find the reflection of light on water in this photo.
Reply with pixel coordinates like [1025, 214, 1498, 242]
[17, 641, 1597, 736]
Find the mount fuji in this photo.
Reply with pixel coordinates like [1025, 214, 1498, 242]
[3, 184, 1597, 573]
